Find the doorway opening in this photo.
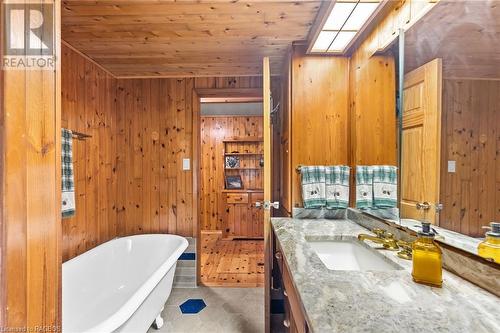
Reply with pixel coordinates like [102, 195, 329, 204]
[197, 98, 265, 287]
[197, 88, 264, 287]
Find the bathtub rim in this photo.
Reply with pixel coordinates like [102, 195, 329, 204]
[62, 233, 188, 333]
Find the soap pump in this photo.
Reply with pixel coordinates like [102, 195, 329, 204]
[478, 222, 500, 263]
[412, 221, 442, 288]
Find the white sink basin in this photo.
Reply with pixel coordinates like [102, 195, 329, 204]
[307, 240, 400, 271]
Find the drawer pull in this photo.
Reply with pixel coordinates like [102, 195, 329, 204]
[283, 319, 290, 328]
[234, 197, 242, 201]
[275, 252, 282, 260]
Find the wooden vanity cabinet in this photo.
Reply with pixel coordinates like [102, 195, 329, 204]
[272, 231, 309, 333]
[223, 191, 264, 239]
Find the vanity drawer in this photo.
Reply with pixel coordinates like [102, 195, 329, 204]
[226, 193, 249, 204]
[282, 260, 308, 333]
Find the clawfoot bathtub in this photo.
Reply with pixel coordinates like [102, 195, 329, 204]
[63, 234, 188, 332]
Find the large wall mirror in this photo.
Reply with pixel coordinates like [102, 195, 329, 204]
[397, 0, 499, 259]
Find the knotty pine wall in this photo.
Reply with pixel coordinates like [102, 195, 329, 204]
[61, 43, 265, 261]
[2, 3, 61, 329]
[200, 116, 264, 231]
[115, 78, 195, 238]
[289, 45, 350, 210]
[61, 44, 118, 262]
[440, 79, 500, 237]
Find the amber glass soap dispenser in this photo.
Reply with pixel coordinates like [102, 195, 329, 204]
[478, 222, 500, 263]
[412, 221, 442, 287]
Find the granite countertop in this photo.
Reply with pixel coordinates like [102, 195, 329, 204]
[271, 218, 499, 333]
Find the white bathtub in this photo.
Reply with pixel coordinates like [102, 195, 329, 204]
[63, 234, 188, 333]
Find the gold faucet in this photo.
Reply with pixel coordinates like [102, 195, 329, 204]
[358, 228, 399, 251]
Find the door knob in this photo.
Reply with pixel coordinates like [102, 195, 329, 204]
[265, 201, 280, 210]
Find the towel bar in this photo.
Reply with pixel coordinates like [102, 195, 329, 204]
[72, 130, 92, 140]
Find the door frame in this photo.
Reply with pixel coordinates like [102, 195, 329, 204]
[192, 87, 264, 286]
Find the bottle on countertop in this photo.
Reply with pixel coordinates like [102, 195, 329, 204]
[412, 221, 442, 288]
[477, 222, 500, 264]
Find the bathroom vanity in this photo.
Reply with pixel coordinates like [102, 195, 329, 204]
[270, 217, 499, 333]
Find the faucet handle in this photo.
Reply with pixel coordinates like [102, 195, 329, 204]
[385, 232, 395, 239]
[396, 240, 413, 260]
[372, 228, 386, 238]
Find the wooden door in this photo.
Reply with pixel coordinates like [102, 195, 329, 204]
[263, 57, 272, 333]
[250, 192, 264, 238]
[401, 58, 442, 224]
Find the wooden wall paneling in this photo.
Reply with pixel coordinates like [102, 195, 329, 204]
[405, 1, 500, 79]
[346, 2, 400, 207]
[61, 44, 118, 261]
[279, 52, 292, 215]
[150, 79, 161, 233]
[439, 79, 500, 237]
[63, 47, 265, 255]
[270, 76, 282, 208]
[3, 1, 61, 329]
[0, 3, 4, 326]
[290, 45, 350, 209]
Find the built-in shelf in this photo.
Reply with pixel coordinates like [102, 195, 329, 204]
[223, 137, 263, 143]
[225, 167, 263, 170]
[222, 189, 264, 193]
[224, 152, 263, 156]
[223, 138, 264, 190]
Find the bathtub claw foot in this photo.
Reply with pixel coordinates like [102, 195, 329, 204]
[153, 314, 164, 330]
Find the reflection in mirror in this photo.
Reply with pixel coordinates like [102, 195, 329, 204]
[354, 37, 401, 224]
[400, 0, 499, 262]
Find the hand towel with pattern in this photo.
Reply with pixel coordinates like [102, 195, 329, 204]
[373, 165, 398, 208]
[62, 128, 76, 218]
[356, 166, 373, 209]
[325, 166, 350, 209]
[300, 166, 326, 209]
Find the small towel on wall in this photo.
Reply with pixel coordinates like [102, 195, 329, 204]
[300, 166, 326, 209]
[356, 166, 373, 209]
[325, 166, 350, 209]
[62, 128, 76, 218]
[373, 165, 398, 208]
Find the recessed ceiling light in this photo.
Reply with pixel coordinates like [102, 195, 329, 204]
[323, 2, 357, 31]
[311, 31, 337, 52]
[328, 31, 357, 52]
[309, 0, 382, 54]
[343, 2, 380, 31]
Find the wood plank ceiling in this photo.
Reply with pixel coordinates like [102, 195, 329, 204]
[404, 0, 500, 79]
[61, 1, 323, 78]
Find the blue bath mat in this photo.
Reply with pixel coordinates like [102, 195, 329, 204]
[179, 299, 206, 314]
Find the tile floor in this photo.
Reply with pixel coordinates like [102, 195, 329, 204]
[147, 287, 264, 333]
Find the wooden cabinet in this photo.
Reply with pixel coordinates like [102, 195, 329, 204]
[223, 191, 264, 239]
[271, 230, 309, 333]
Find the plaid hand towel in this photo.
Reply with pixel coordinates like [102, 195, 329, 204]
[300, 166, 326, 209]
[62, 128, 76, 218]
[325, 166, 350, 209]
[356, 166, 373, 209]
[373, 165, 398, 208]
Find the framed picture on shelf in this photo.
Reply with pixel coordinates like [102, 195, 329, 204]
[225, 156, 240, 169]
[225, 175, 243, 189]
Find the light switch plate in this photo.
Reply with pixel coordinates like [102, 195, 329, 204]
[183, 158, 190, 171]
[447, 160, 456, 173]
